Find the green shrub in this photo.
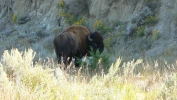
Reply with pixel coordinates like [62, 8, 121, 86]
[60, 12, 75, 24]
[12, 14, 17, 23]
[104, 34, 114, 49]
[152, 29, 160, 40]
[114, 20, 122, 27]
[58, 0, 65, 9]
[145, 15, 159, 25]
[89, 49, 110, 70]
[93, 20, 111, 34]
[74, 16, 85, 25]
[58, 0, 86, 26]
[136, 26, 145, 37]
[60, 11, 85, 25]
[78, 48, 110, 71]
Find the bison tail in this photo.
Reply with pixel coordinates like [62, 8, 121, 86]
[54, 38, 62, 62]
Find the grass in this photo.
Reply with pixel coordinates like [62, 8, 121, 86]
[0, 48, 177, 100]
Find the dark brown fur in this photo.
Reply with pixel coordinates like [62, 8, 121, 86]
[54, 25, 104, 68]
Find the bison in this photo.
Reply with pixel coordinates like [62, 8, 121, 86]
[54, 25, 104, 67]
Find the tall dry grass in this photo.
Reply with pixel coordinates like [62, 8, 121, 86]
[0, 48, 177, 100]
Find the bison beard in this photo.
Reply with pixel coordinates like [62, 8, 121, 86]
[54, 25, 104, 68]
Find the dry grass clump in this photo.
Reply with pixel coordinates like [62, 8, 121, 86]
[0, 48, 177, 100]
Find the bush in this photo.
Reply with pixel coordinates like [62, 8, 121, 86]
[12, 14, 17, 23]
[136, 26, 145, 37]
[77, 48, 110, 72]
[1, 49, 177, 99]
[58, 0, 65, 9]
[152, 29, 160, 40]
[145, 15, 159, 25]
[93, 20, 111, 35]
[74, 16, 85, 25]
[104, 34, 114, 49]
[60, 11, 86, 25]
[60, 12, 77, 25]
[58, 0, 86, 26]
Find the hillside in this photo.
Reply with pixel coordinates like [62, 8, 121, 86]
[1, 0, 177, 99]
[0, 0, 177, 63]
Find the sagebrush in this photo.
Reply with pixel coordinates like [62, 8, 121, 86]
[0, 48, 177, 100]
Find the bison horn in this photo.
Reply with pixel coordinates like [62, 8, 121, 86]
[88, 34, 93, 41]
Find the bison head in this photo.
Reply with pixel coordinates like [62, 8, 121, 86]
[87, 32, 104, 54]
